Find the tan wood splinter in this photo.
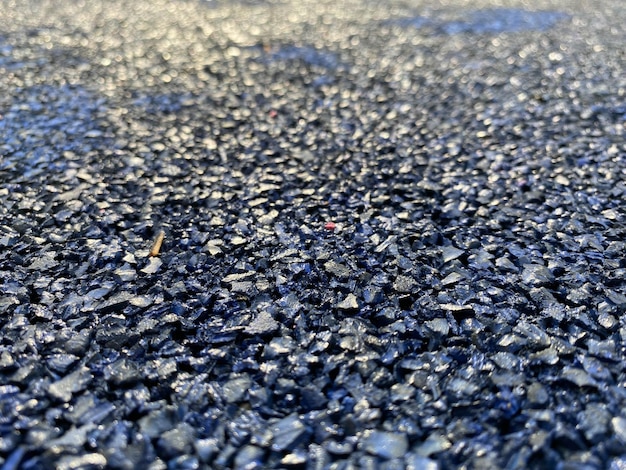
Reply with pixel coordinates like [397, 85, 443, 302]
[149, 230, 165, 257]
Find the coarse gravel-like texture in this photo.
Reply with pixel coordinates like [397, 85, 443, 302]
[0, 0, 625, 468]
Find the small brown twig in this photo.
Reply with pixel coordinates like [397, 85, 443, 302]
[149, 230, 165, 257]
